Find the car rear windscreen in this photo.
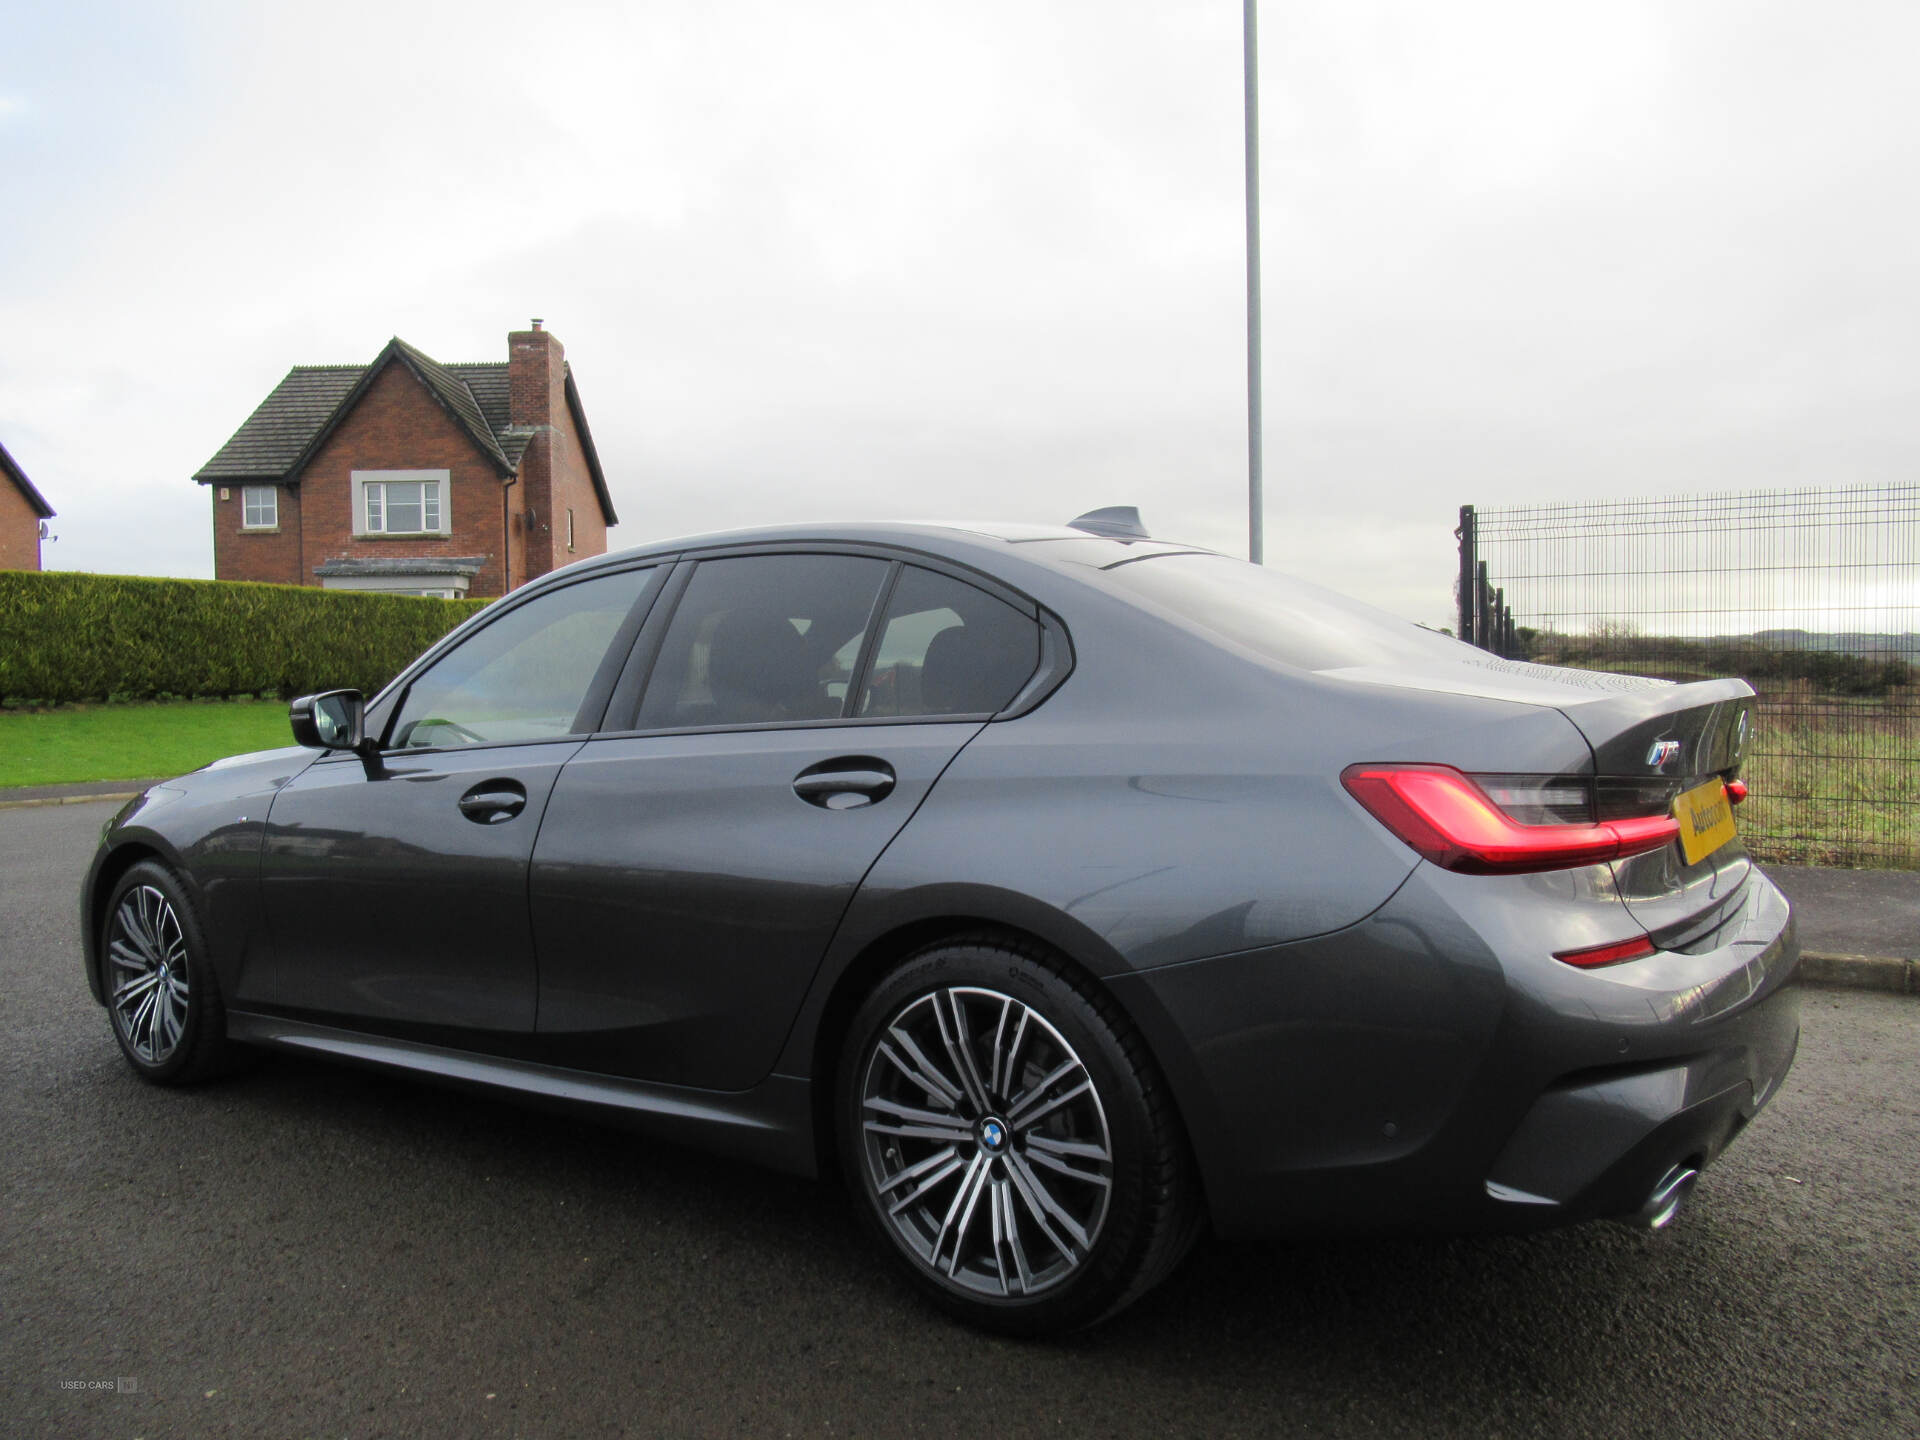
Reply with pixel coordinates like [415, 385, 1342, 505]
[1101, 552, 1470, 673]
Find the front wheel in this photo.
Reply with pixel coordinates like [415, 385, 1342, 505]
[100, 860, 243, 1084]
[838, 938, 1202, 1335]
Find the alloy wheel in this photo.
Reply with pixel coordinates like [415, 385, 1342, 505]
[858, 985, 1114, 1299]
[108, 884, 192, 1065]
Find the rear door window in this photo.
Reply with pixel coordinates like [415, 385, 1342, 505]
[856, 566, 1040, 718]
[636, 554, 892, 729]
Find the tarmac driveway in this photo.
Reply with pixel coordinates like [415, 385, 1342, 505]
[3, 801, 1917, 1438]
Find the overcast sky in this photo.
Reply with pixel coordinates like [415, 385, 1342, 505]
[3, 0, 1916, 627]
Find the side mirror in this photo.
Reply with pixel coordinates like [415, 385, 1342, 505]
[290, 690, 367, 752]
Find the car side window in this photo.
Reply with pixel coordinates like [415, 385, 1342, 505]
[636, 554, 891, 729]
[857, 566, 1040, 718]
[388, 568, 654, 749]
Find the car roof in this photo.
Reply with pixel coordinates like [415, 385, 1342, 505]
[550, 520, 1220, 586]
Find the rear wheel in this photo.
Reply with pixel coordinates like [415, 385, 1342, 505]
[101, 861, 243, 1084]
[838, 938, 1202, 1335]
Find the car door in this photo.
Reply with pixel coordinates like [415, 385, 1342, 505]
[258, 565, 662, 1043]
[530, 552, 1045, 1089]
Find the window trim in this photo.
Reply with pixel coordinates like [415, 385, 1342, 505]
[596, 547, 1071, 738]
[663, 539, 1038, 617]
[361, 541, 1074, 749]
[240, 485, 279, 531]
[352, 469, 451, 538]
[840, 562, 903, 721]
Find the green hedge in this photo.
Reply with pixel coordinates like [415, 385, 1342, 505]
[0, 571, 488, 705]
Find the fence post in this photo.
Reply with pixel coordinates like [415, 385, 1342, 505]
[1457, 506, 1476, 644]
[1476, 561, 1492, 654]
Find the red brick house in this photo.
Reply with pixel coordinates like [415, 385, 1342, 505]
[193, 322, 617, 598]
[0, 438, 56, 572]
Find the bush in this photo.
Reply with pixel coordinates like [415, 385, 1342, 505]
[0, 571, 487, 705]
[1528, 628, 1912, 696]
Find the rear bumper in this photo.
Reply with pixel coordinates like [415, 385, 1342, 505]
[1109, 863, 1801, 1239]
[1483, 876, 1799, 1222]
[1484, 1007, 1798, 1222]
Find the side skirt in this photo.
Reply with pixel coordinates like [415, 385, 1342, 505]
[225, 1011, 819, 1177]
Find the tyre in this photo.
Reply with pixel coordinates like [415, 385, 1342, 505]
[100, 860, 243, 1084]
[837, 936, 1202, 1335]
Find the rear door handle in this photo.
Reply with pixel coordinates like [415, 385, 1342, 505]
[458, 780, 528, 824]
[793, 758, 897, 810]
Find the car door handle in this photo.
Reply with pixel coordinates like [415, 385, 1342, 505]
[458, 781, 528, 824]
[793, 758, 897, 810]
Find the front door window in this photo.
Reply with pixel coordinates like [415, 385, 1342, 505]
[390, 567, 654, 748]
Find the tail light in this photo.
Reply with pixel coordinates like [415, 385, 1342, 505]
[1340, 763, 1680, 875]
[1553, 934, 1657, 968]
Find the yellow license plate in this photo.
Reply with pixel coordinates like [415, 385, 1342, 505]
[1673, 778, 1737, 865]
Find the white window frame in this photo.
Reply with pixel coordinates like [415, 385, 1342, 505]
[241, 486, 279, 530]
[352, 470, 451, 537]
[567, 506, 576, 552]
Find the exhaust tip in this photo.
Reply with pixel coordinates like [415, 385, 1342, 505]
[1630, 1164, 1700, 1230]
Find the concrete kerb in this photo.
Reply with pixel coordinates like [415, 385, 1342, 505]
[0, 779, 158, 811]
[1798, 952, 1917, 995]
[0, 790, 145, 811]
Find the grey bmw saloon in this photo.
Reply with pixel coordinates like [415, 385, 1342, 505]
[82, 514, 1799, 1333]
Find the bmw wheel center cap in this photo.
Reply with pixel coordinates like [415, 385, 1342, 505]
[978, 1117, 1009, 1154]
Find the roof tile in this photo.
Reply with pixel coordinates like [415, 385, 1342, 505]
[194, 347, 515, 483]
[314, 555, 488, 578]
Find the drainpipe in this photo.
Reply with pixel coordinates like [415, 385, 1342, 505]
[501, 474, 517, 594]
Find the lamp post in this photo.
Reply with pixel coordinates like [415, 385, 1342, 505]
[1243, 0, 1264, 564]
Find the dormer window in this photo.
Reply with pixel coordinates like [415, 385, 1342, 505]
[353, 470, 450, 537]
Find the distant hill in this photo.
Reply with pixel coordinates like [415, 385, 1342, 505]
[1741, 630, 1920, 659]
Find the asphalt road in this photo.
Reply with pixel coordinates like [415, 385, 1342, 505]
[3, 801, 1916, 1440]
[1768, 864, 1920, 961]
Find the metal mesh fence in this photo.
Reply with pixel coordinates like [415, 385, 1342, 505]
[1459, 484, 1920, 868]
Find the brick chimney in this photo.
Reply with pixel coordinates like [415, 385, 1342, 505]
[508, 319, 565, 580]
[509, 318, 563, 428]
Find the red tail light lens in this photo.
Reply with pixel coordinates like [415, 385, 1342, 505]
[1340, 763, 1681, 875]
[1725, 779, 1748, 805]
[1553, 934, 1657, 968]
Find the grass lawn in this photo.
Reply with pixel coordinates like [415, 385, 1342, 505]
[0, 699, 294, 789]
[1742, 708, 1920, 869]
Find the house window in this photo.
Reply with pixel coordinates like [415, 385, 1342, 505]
[241, 486, 278, 530]
[567, 507, 576, 552]
[352, 470, 451, 537]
